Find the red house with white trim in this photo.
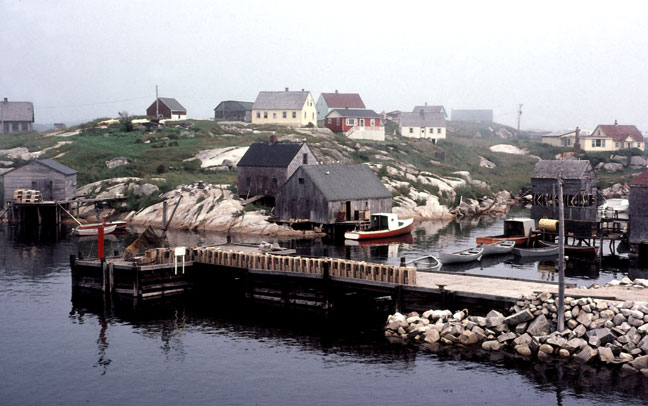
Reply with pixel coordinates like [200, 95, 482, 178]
[324, 109, 384, 141]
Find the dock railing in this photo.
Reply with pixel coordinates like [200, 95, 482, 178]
[141, 247, 416, 285]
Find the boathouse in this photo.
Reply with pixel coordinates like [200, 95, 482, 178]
[2, 158, 77, 207]
[213, 100, 253, 122]
[628, 170, 648, 261]
[530, 160, 598, 236]
[275, 164, 392, 225]
[236, 141, 318, 200]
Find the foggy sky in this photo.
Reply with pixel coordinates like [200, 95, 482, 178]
[2, 0, 647, 132]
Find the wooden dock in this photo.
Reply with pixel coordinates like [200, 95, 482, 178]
[71, 245, 645, 312]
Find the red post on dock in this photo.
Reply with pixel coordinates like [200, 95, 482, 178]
[97, 217, 105, 259]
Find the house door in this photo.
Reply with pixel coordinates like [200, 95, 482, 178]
[345, 201, 351, 221]
[44, 181, 53, 200]
[420, 128, 425, 137]
[359, 119, 365, 128]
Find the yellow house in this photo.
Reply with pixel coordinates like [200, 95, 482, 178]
[251, 89, 317, 127]
[581, 122, 644, 152]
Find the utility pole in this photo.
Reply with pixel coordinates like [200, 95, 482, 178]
[155, 85, 159, 118]
[516, 104, 523, 138]
[557, 176, 566, 332]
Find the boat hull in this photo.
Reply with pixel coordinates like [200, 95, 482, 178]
[439, 248, 484, 264]
[476, 235, 530, 247]
[480, 241, 515, 256]
[74, 224, 117, 236]
[345, 218, 414, 240]
[512, 247, 559, 258]
[537, 240, 598, 257]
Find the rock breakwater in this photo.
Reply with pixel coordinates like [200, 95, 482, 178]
[385, 289, 648, 376]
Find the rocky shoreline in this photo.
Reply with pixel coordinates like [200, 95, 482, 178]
[385, 281, 648, 376]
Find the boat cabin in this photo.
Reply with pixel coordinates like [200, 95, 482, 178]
[504, 218, 535, 237]
[370, 213, 398, 230]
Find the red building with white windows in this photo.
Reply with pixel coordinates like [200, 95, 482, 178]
[324, 109, 384, 141]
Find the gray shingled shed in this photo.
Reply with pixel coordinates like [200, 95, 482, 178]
[276, 164, 392, 224]
[2, 158, 77, 206]
[530, 160, 598, 224]
[0, 98, 34, 134]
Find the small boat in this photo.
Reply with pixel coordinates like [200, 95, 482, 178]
[537, 240, 597, 257]
[480, 240, 515, 256]
[74, 224, 117, 236]
[439, 247, 484, 264]
[404, 255, 441, 271]
[512, 246, 559, 258]
[344, 213, 414, 240]
[476, 218, 536, 247]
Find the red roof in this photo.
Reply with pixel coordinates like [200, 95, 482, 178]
[596, 124, 643, 142]
[321, 92, 365, 109]
[630, 170, 648, 186]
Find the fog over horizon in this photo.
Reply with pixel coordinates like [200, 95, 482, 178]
[2, 0, 647, 133]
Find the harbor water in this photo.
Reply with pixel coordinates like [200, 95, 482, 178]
[1, 212, 647, 405]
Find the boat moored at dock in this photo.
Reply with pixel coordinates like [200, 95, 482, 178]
[476, 217, 537, 247]
[344, 213, 413, 240]
[439, 247, 484, 264]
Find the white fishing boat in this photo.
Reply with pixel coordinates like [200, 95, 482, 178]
[480, 240, 515, 256]
[439, 247, 483, 264]
[73, 224, 117, 236]
[344, 213, 413, 240]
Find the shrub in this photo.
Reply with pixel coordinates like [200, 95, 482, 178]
[156, 164, 166, 174]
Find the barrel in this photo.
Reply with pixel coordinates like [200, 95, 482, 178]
[538, 218, 558, 231]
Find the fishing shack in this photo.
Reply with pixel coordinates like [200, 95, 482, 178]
[275, 164, 392, 236]
[628, 170, 648, 261]
[530, 160, 598, 237]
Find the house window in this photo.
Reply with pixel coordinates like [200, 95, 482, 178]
[327, 118, 332, 124]
[283, 112, 287, 118]
[246, 177, 251, 186]
[303, 153, 308, 164]
[409, 128, 413, 133]
[370, 119, 375, 126]
[437, 128, 442, 133]
[273, 112, 277, 119]
[292, 112, 296, 118]
[256, 112, 260, 119]
[616, 142, 620, 148]
[304, 112, 306, 118]
[263, 112, 268, 118]
[567, 139, 571, 146]
[601, 140, 606, 147]
[336, 118, 339, 125]
[312, 112, 315, 119]
[347, 119, 355, 125]
[298, 177, 304, 185]
[272, 177, 277, 186]
[596, 139, 601, 147]
[12, 123, 18, 131]
[591, 140, 595, 148]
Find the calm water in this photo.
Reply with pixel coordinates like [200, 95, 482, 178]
[1, 215, 648, 405]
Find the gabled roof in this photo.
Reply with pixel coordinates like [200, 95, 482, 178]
[400, 111, 446, 127]
[630, 170, 648, 186]
[413, 105, 446, 115]
[297, 164, 391, 201]
[593, 124, 643, 142]
[320, 93, 365, 109]
[158, 97, 186, 112]
[253, 91, 310, 110]
[214, 100, 254, 112]
[2, 158, 77, 178]
[0, 100, 34, 122]
[237, 142, 305, 168]
[326, 109, 380, 119]
[531, 160, 592, 179]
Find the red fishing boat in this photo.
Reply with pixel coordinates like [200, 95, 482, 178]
[344, 213, 414, 240]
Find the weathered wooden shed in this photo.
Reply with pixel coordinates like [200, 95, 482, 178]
[275, 164, 392, 225]
[237, 141, 318, 199]
[629, 170, 648, 260]
[530, 160, 598, 225]
[213, 100, 253, 122]
[2, 159, 77, 206]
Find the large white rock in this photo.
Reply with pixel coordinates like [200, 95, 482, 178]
[489, 144, 528, 155]
[190, 146, 249, 168]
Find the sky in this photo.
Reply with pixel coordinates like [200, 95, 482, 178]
[2, 0, 648, 132]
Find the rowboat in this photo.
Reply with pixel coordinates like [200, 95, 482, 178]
[512, 246, 559, 258]
[73, 224, 117, 236]
[479, 240, 515, 256]
[439, 247, 483, 264]
[344, 213, 414, 240]
[537, 240, 598, 257]
[476, 218, 536, 247]
[404, 255, 441, 271]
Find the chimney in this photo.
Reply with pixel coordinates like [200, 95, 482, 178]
[301, 88, 304, 91]
[285, 87, 289, 92]
[424, 102, 428, 106]
[574, 126, 581, 150]
[335, 90, 338, 93]
[3, 97, 7, 103]
[269, 135, 277, 144]
[614, 120, 618, 126]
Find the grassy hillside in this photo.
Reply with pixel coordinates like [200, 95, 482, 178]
[0, 119, 644, 206]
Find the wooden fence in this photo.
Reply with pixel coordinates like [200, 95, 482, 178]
[142, 247, 416, 285]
